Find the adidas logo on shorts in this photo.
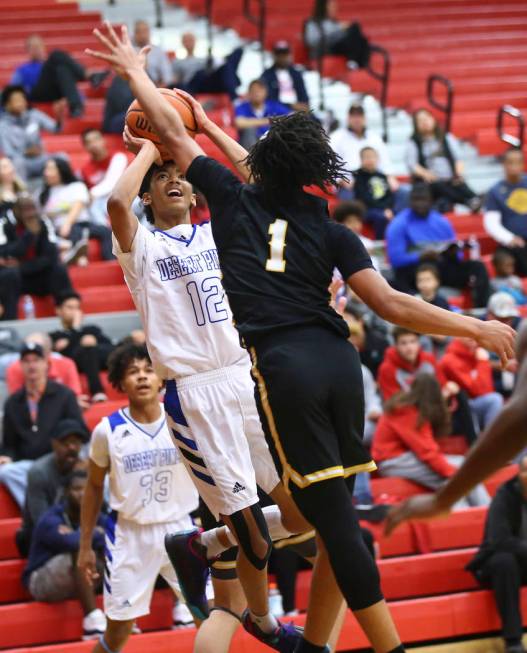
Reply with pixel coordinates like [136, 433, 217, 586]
[232, 482, 246, 494]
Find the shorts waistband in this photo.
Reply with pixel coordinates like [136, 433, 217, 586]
[168, 362, 249, 391]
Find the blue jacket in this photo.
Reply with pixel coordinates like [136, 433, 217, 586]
[11, 61, 43, 94]
[386, 207, 456, 269]
[261, 65, 309, 106]
[23, 503, 105, 586]
[235, 99, 289, 137]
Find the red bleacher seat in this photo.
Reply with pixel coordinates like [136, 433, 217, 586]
[0, 519, 22, 562]
[68, 261, 124, 290]
[0, 487, 21, 520]
[84, 400, 127, 431]
[79, 285, 135, 314]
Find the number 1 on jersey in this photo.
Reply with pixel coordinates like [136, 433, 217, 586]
[265, 219, 288, 272]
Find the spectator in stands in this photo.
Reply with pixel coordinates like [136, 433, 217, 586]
[51, 291, 114, 402]
[467, 457, 527, 653]
[23, 469, 106, 640]
[333, 200, 381, 269]
[491, 249, 527, 305]
[5, 195, 74, 300]
[343, 306, 389, 378]
[440, 337, 504, 433]
[261, 41, 310, 112]
[0, 157, 26, 219]
[303, 0, 370, 67]
[80, 128, 128, 227]
[0, 342, 84, 507]
[234, 79, 289, 148]
[484, 148, 527, 276]
[102, 75, 134, 135]
[405, 108, 481, 212]
[132, 20, 173, 87]
[0, 85, 60, 183]
[17, 418, 88, 556]
[0, 261, 21, 322]
[386, 183, 491, 307]
[352, 146, 394, 239]
[372, 373, 490, 507]
[11, 35, 108, 118]
[486, 292, 521, 399]
[7, 332, 82, 398]
[415, 262, 451, 311]
[40, 157, 113, 262]
[171, 32, 206, 88]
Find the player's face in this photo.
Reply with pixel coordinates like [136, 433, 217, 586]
[121, 357, 162, 404]
[144, 163, 195, 218]
[395, 334, 420, 363]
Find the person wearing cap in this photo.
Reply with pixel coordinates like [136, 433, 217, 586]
[16, 418, 89, 556]
[23, 469, 107, 640]
[440, 337, 504, 436]
[0, 342, 85, 507]
[261, 41, 310, 112]
[234, 79, 290, 149]
[487, 292, 522, 398]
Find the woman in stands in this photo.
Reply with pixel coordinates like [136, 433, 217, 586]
[405, 108, 481, 212]
[373, 373, 490, 508]
[40, 157, 113, 264]
[0, 157, 26, 219]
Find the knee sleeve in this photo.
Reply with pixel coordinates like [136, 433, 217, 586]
[228, 504, 272, 571]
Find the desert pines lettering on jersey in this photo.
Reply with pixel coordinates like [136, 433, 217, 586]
[122, 448, 179, 473]
[155, 247, 220, 281]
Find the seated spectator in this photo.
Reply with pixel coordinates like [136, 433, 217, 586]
[7, 332, 82, 398]
[333, 200, 380, 268]
[0, 326, 22, 380]
[486, 292, 521, 399]
[0, 157, 26, 219]
[51, 291, 114, 402]
[261, 41, 310, 112]
[80, 128, 128, 227]
[344, 305, 389, 378]
[491, 250, 527, 305]
[17, 419, 88, 556]
[23, 470, 106, 639]
[0, 86, 60, 183]
[132, 20, 173, 87]
[11, 34, 108, 118]
[352, 146, 394, 239]
[372, 373, 490, 507]
[102, 75, 134, 135]
[415, 262, 451, 311]
[303, 0, 370, 68]
[484, 148, 527, 276]
[172, 32, 206, 88]
[234, 80, 289, 149]
[5, 195, 73, 301]
[405, 109, 480, 212]
[0, 342, 84, 507]
[386, 183, 491, 307]
[40, 157, 113, 262]
[440, 338, 504, 433]
[466, 457, 527, 653]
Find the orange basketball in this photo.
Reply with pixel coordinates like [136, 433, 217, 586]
[125, 88, 197, 160]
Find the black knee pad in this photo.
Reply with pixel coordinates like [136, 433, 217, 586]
[228, 504, 272, 571]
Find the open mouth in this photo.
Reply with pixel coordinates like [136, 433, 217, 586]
[137, 384, 151, 392]
[167, 188, 183, 198]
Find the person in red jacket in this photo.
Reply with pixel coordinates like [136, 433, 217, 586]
[372, 373, 489, 508]
[440, 338, 504, 433]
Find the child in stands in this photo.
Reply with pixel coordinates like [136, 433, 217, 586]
[415, 263, 451, 311]
[353, 146, 394, 239]
[491, 249, 527, 305]
[332, 200, 380, 269]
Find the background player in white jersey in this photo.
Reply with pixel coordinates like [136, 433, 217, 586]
[104, 121, 312, 650]
[78, 342, 199, 653]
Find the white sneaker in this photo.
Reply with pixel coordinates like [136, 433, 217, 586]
[82, 608, 106, 640]
[172, 602, 194, 629]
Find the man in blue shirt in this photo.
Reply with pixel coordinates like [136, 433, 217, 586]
[484, 148, 527, 276]
[387, 184, 490, 307]
[234, 79, 289, 149]
[261, 41, 310, 112]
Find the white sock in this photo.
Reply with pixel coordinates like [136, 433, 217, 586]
[249, 610, 279, 634]
[262, 505, 295, 541]
[200, 526, 236, 558]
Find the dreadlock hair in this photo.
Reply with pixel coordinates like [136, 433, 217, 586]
[245, 112, 349, 200]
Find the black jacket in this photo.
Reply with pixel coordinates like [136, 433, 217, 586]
[467, 477, 527, 577]
[1, 381, 85, 461]
[261, 65, 309, 106]
[1, 217, 60, 277]
[50, 324, 112, 359]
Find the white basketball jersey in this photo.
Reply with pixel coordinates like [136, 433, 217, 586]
[114, 222, 248, 379]
[89, 406, 199, 524]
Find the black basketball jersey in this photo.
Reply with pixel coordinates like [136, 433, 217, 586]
[187, 156, 374, 345]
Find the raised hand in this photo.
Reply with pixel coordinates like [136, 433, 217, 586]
[86, 22, 149, 79]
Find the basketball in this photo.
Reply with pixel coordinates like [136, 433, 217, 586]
[125, 88, 198, 160]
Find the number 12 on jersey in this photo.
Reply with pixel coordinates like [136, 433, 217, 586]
[265, 219, 288, 272]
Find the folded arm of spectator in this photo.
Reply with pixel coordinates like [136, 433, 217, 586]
[483, 210, 518, 247]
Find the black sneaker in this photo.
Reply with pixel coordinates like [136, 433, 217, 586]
[89, 71, 110, 89]
[242, 610, 303, 653]
[165, 529, 210, 621]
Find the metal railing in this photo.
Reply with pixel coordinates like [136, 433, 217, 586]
[204, 0, 214, 66]
[497, 104, 525, 149]
[367, 44, 391, 142]
[243, 0, 267, 69]
[427, 74, 454, 134]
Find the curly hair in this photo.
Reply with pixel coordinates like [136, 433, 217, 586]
[245, 112, 349, 200]
[107, 342, 152, 390]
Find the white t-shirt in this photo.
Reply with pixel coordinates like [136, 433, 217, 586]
[90, 404, 198, 524]
[330, 128, 394, 177]
[44, 181, 90, 229]
[113, 221, 248, 379]
[276, 69, 297, 105]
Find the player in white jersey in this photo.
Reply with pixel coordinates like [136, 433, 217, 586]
[78, 343, 199, 653]
[103, 124, 313, 651]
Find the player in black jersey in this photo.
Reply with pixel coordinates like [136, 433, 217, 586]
[89, 25, 516, 653]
